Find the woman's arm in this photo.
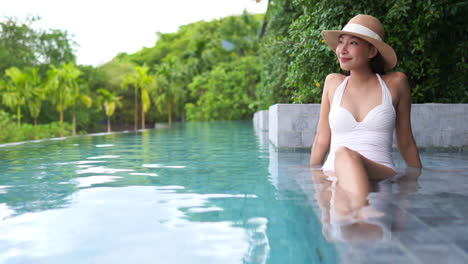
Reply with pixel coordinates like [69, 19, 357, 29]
[394, 72, 422, 168]
[310, 74, 335, 167]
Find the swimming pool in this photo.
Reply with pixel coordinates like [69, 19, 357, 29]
[0, 122, 337, 264]
[1, 122, 467, 263]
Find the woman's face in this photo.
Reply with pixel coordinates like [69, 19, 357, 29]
[335, 34, 377, 71]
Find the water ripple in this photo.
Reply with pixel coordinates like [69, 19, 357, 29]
[76, 166, 134, 174]
[143, 164, 186, 169]
[73, 176, 123, 187]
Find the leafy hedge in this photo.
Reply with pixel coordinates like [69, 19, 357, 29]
[260, 0, 467, 104]
[0, 110, 77, 144]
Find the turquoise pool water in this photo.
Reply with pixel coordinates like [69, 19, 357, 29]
[0, 122, 337, 264]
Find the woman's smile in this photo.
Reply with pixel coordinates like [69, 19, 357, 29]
[340, 57, 352, 63]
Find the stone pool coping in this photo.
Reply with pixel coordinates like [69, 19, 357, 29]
[253, 104, 468, 149]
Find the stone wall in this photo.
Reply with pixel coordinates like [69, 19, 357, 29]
[252, 110, 269, 132]
[253, 104, 468, 149]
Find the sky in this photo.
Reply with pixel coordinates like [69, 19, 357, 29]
[1, 0, 268, 66]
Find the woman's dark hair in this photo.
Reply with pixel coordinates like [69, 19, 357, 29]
[370, 52, 385, 74]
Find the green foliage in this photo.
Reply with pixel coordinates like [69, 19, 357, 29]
[383, 0, 468, 103]
[256, 0, 303, 107]
[152, 58, 187, 125]
[0, 110, 76, 144]
[264, 0, 467, 104]
[97, 88, 121, 117]
[0, 17, 76, 76]
[0, 110, 17, 143]
[0, 17, 37, 74]
[37, 29, 76, 66]
[0, 66, 28, 125]
[2, 5, 465, 143]
[46, 63, 82, 121]
[23, 67, 45, 123]
[186, 56, 261, 121]
[120, 13, 264, 123]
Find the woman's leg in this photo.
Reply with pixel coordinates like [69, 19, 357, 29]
[334, 146, 396, 209]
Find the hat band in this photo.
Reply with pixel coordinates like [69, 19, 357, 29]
[342, 23, 382, 41]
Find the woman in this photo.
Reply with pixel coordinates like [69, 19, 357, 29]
[310, 15, 422, 209]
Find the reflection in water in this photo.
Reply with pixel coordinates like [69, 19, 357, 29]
[311, 167, 420, 244]
[73, 176, 123, 187]
[142, 164, 186, 169]
[0, 203, 14, 220]
[87, 155, 120, 159]
[0, 187, 263, 264]
[0, 186, 11, 194]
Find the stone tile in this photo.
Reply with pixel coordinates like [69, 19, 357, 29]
[406, 244, 468, 264]
[395, 229, 446, 244]
[431, 225, 468, 249]
[455, 239, 468, 254]
[337, 243, 416, 264]
[361, 256, 417, 264]
[419, 215, 463, 228]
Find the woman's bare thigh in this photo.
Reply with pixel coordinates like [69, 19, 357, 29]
[359, 154, 397, 180]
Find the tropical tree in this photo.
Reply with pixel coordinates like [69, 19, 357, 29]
[97, 88, 121, 132]
[59, 63, 92, 135]
[0, 17, 38, 76]
[24, 67, 45, 126]
[136, 65, 154, 129]
[69, 82, 92, 136]
[47, 66, 67, 124]
[121, 72, 139, 130]
[124, 65, 154, 130]
[153, 59, 185, 126]
[37, 29, 76, 66]
[0, 17, 77, 77]
[0, 67, 28, 125]
[46, 62, 87, 135]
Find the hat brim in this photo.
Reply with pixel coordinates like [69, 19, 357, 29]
[321, 30, 397, 71]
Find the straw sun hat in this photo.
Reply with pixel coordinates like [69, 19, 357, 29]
[321, 14, 397, 71]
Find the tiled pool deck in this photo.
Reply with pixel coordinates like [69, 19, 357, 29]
[268, 143, 468, 264]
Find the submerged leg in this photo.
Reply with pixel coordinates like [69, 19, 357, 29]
[334, 146, 396, 209]
[334, 146, 370, 209]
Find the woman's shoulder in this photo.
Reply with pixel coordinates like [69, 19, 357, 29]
[326, 73, 347, 82]
[381, 72, 410, 94]
[324, 73, 347, 90]
[382, 72, 409, 87]
[322, 73, 346, 102]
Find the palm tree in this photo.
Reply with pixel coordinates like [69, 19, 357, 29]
[0, 67, 27, 126]
[153, 60, 184, 127]
[121, 72, 139, 131]
[47, 63, 88, 135]
[97, 88, 121, 132]
[46, 65, 68, 124]
[120, 65, 154, 130]
[134, 65, 154, 130]
[70, 83, 92, 136]
[24, 67, 45, 126]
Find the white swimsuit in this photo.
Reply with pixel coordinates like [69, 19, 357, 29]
[322, 74, 396, 172]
